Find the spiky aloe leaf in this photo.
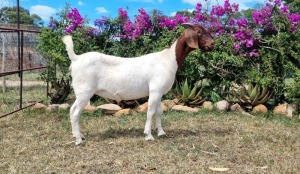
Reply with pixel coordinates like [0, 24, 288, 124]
[258, 85, 268, 99]
[190, 98, 205, 105]
[257, 91, 274, 104]
[188, 84, 198, 100]
[182, 79, 190, 102]
[248, 83, 253, 96]
[240, 94, 251, 104]
[249, 84, 259, 101]
[193, 86, 203, 100]
[251, 92, 260, 106]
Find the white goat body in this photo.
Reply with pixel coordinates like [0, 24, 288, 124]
[62, 24, 214, 145]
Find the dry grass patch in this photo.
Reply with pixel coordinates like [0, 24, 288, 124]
[1, 108, 300, 173]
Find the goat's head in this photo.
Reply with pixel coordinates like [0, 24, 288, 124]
[182, 23, 214, 51]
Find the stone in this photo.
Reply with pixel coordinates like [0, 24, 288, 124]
[161, 103, 168, 111]
[114, 109, 132, 117]
[171, 105, 199, 112]
[287, 103, 298, 118]
[32, 103, 47, 109]
[162, 100, 176, 109]
[84, 105, 97, 113]
[215, 100, 229, 111]
[97, 104, 122, 114]
[273, 103, 288, 116]
[58, 103, 71, 110]
[252, 104, 268, 114]
[136, 102, 168, 112]
[202, 101, 214, 110]
[136, 102, 148, 113]
[230, 103, 244, 112]
[47, 104, 59, 111]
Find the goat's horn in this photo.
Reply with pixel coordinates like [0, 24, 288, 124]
[182, 22, 194, 27]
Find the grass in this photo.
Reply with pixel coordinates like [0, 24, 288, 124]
[1, 108, 300, 173]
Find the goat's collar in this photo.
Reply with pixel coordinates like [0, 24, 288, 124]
[175, 34, 195, 69]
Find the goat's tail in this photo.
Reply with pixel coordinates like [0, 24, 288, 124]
[62, 35, 78, 61]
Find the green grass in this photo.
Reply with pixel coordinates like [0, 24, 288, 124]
[1, 108, 300, 173]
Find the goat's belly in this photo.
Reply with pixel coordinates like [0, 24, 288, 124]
[95, 86, 149, 101]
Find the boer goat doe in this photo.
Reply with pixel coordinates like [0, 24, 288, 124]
[62, 23, 214, 145]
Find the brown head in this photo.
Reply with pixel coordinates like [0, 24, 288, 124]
[182, 23, 214, 51]
[175, 23, 214, 69]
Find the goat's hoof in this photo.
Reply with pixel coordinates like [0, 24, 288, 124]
[158, 130, 166, 137]
[75, 137, 83, 145]
[145, 134, 155, 141]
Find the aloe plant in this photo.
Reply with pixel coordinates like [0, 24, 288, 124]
[173, 79, 205, 106]
[235, 83, 274, 107]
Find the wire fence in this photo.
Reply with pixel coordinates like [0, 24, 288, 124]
[0, 25, 48, 118]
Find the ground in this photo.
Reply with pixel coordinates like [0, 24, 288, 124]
[1, 109, 300, 173]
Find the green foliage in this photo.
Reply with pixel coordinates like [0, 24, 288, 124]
[0, 6, 43, 26]
[235, 82, 274, 107]
[173, 79, 205, 106]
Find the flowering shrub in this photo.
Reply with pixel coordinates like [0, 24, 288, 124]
[39, 0, 300, 103]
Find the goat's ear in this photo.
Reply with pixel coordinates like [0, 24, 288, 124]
[185, 28, 199, 49]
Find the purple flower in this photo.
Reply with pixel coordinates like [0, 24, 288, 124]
[274, 0, 281, 6]
[65, 8, 84, 33]
[237, 18, 247, 28]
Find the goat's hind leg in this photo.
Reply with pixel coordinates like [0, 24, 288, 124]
[70, 96, 91, 145]
[155, 104, 166, 137]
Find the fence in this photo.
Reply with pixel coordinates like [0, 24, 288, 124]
[0, 25, 48, 118]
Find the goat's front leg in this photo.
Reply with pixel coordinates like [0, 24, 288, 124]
[155, 104, 166, 137]
[144, 93, 161, 141]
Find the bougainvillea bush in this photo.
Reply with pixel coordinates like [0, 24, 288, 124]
[38, 0, 300, 104]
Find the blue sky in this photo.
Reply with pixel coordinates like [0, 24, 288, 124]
[1, 0, 265, 26]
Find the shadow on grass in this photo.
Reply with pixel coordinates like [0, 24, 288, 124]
[87, 126, 233, 142]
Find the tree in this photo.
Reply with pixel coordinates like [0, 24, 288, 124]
[0, 6, 43, 26]
[283, 0, 300, 13]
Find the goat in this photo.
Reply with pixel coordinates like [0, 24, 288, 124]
[62, 23, 214, 145]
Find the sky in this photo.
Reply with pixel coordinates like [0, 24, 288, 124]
[1, 0, 265, 26]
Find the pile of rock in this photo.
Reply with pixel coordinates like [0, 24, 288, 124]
[31, 98, 299, 119]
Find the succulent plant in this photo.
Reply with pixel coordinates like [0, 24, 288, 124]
[173, 79, 205, 106]
[235, 83, 274, 107]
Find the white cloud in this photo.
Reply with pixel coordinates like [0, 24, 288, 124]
[78, 1, 84, 6]
[30, 5, 57, 21]
[182, 0, 264, 10]
[95, 7, 109, 14]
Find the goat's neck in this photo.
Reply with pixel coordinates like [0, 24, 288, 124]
[174, 34, 195, 69]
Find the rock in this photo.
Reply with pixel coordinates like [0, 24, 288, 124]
[97, 104, 122, 114]
[136, 102, 148, 113]
[32, 103, 47, 109]
[162, 100, 176, 109]
[171, 105, 199, 112]
[47, 104, 59, 111]
[252, 104, 268, 114]
[273, 103, 298, 118]
[273, 103, 288, 116]
[84, 105, 97, 113]
[114, 109, 132, 117]
[287, 103, 298, 118]
[58, 103, 70, 110]
[202, 101, 214, 110]
[136, 102, 168, 112]
[161, 103, 168, 111]
[215, 100, 229, 111]
[230, 103, 244, 112]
